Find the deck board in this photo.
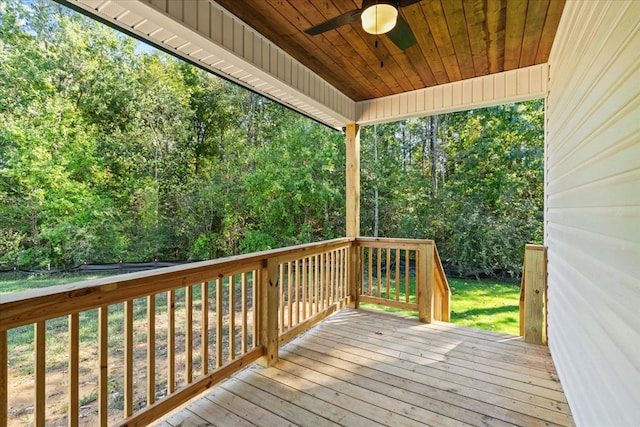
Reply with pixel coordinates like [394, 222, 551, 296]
[157, 308, 574, 427]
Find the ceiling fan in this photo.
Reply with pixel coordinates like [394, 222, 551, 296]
[304, 0, 422, 51]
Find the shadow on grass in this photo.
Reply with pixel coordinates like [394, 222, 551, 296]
[451, 304, 519, 318]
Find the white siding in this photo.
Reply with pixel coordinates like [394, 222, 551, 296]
[546, 1, 640, 425]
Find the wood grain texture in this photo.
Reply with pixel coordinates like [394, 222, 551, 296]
[211, 0, 563, 101]
[159, 308, 574, 427]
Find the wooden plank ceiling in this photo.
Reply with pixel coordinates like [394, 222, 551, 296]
[213, 0, 565, 102]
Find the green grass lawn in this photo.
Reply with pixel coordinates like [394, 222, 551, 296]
[0, 273, 109, 295]
[361, 276, 521, 336]
[448, 278, 521, 335]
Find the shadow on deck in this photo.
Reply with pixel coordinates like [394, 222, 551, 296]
[157, 308, 574, 427]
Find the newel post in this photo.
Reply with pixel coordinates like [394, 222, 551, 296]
[521, 245, 547, 344]
[417, 243, 435, 323]
[258, 257, 279, 366]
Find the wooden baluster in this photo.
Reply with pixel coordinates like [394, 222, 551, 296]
[124, 300, 134, 416]
[147, 295, 156, 405]
[287, 262, 293, 328]
[395, 249, 401, 301]
[241, 273, 248, 354]
[228, 276, 235, 361]
[216, 279, 222, 368]
[201, 282, 209, 374]
[376, 248, 382, 298]
[35, 321, 45, 426]
[0, 330, 7, 427]
[368, 247, 373, 298]
[314, 254, 320, 314]
[320, 253, 325, 309]
[278, 264, 285, 332]
[69, 313, 79, 427]
[186, 285, 193, 382]
[385, 248, 391, 299]
[301, 258, 307, 320]
[252, 272, 258, 349]
[98, 307, 108, 426]
[294, 260, 300, 325]
[405, 250, 410, 303]
[168, 291, 176, 392]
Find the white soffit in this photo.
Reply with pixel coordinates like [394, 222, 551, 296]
[68, 0, 356, 130]
[66, 1, 549, 129]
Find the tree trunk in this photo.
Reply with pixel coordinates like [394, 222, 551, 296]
[430, 115, 439, 200]
[373, 127, 380, 237]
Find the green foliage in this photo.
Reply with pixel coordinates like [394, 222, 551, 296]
[0, 0, 344, 269]
[0, 0, 542, 277]
[360, 102, 544, 277]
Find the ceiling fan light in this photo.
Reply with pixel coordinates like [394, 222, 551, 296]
[361, 2, 398, 35]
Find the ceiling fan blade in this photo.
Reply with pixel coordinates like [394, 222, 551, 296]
[304, 9, 362, 35]
[398, 0, 423, 7]
[386, 14, 417, 50]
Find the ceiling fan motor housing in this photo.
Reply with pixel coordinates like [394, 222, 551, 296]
[361, 0, 399, 35]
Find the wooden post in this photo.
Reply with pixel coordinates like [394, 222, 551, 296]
[345, 123, 360, 238]
[258, 257, 279, 367]
[523, 245, 547, 344]
[417, 243, 434, 323]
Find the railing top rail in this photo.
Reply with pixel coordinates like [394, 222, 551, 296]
[355, 237, 435, 248]
[0, 237, 353, 331]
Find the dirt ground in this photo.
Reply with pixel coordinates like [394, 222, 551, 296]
[6, 298, 256, 426]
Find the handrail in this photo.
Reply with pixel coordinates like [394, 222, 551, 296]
[0, 236, 448, 426]
[0, 237, 353, 331]
[355, 237, 451, 322]
[519, 244, 547, 345]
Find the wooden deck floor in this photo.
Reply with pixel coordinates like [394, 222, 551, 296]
[156, 308, 574, 427]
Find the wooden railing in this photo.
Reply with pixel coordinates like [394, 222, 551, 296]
[356, 238, 450, 322]
[0, 237, 446, 426]
[519, 244, 547, 345]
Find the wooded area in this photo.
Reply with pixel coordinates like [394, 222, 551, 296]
[0, 0, 543, 277]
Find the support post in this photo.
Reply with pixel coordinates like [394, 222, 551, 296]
[258, 257, 279, 366]
[417, 243, 434, 323]
[523, 245, 547, 344]
[345, 123, 360, 238]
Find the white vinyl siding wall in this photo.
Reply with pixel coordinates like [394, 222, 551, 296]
[546, 1, 640, 425]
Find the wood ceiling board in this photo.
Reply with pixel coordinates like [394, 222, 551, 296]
[485, 0, 507, 74]
[222, 0, 385, 99]
[534, 0, 565, 64]
[520, 0, 550, 67]
[211, 0, 563, 103]
[441, 0, 476, 80]
[423, 0, 463, 82]
[503, 0, 528, 70]
[404, 3, 449, 85]
[463, 0, 490, 76]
